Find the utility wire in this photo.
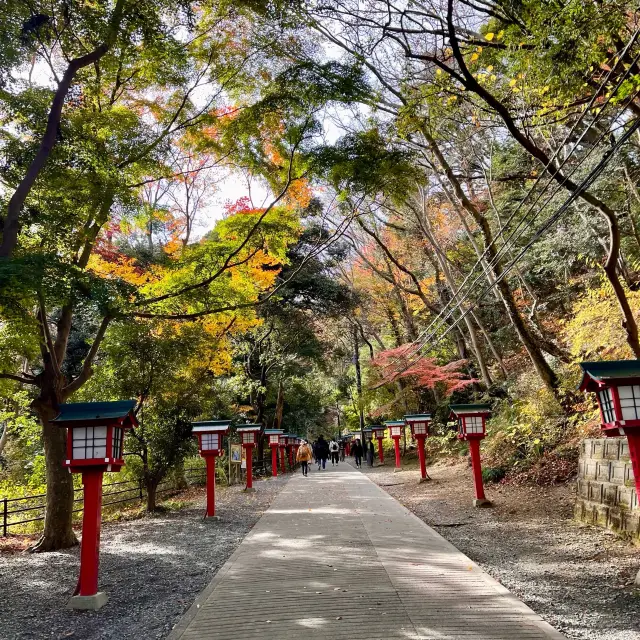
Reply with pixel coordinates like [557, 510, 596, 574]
[379, 33, 640, 377]
[385, 114, 640, 380]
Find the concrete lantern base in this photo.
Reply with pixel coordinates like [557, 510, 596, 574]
[634, 568, 640, 586]
[393, 467, 403, 473]
[418, 477, 431, 484]
[67, 592, 108, 611]
[243, 487, 256, 493]
[205, 515, 221, 521]
[473, 498, 492, 508]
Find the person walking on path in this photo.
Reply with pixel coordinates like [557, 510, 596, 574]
[329, 439, 339, 466]
[367, 438, 375, 467]
[339, 439, 345, 462]
[352, 438, 363, 468]
[296, 440, 313, 477]
[316, 435, 330, 470]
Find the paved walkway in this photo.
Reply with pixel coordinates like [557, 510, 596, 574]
[169, 463, 564, 639]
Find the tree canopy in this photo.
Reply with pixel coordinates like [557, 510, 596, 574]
[2, 0, 640, 548]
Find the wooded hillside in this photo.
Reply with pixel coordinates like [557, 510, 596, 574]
[1, 0, 640, 548]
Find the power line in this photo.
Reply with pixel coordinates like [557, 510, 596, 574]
[386, 114, 640, 380]
[379, 33, 640, 377]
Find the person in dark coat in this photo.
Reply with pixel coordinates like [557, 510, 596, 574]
[315, 435, 330, 470]
[352, 438, 363, 468]
[367, 438, 375, 467]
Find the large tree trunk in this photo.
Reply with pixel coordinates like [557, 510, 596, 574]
[352, 325, 365, 441]
[31, 397, 77, 552]
[145, 477, 159, 512]
[274, 380, 284, 430]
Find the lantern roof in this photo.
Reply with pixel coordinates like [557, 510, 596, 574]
[264, 429, 284, 435]
[369, 424, 385, 430]
[449, 404, 491, 418]
[578, 360, 640, 392]
[192, 419, 231, 433]
[404, 413, 432, 421]
[384, 420, 405, 426]
[236, 424, 262, 432]
[52, 400, 138, 427]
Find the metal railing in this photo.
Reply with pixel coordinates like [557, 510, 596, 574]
[1, 466, 207, 536]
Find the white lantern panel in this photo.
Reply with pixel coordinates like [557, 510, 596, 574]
[201, 433, 220, 451]
[413, 423, 427, 435]
[72, 426, 107, 459]
[390, 426, 402, 437]
[279, 436, 286, 445]
[598, 388, 616, 423]
[242, 432, 255, 444]
[269, 434, 279, 445]
[112, 427, 123, 459]
[464, 416, 484, 434]
[617, 385, 640, 421]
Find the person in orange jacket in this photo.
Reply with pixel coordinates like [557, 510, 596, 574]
[296, 440, 313, 476]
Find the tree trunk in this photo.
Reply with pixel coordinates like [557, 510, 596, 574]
[146, 477, 159, 512]
[352, 325, 365, 441]
[274, 380, 284, 430]
[31, 400, 77, 552]
[0, 421, 8, 456]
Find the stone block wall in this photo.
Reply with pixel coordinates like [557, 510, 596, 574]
[575, 438, 640, 538]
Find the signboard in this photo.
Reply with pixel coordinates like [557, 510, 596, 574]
[231, 444, 242, 463]
[240, 446, 247, 470]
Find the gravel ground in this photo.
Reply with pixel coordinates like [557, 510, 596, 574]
[362, 458, 640, 640]
[0, 475, 288, 640]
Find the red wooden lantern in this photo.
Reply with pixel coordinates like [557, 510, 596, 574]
[265, 429, 283, 477]
[52, 400, 138, 610]
[369, 425, 386, 464]
[293, 437, 301, 464]
[278, 433, 288, 473]
[192, 420, 230, 518]
[237, 425, 261, 491]
[385, 420, 405, 471]
[450, 404, 492, 507]
[579, 361, 640, 499]
[404, 414, 431, 482]
[285, 434, 295, 470]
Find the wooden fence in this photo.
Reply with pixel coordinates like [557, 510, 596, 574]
[1, 466, 207, 536]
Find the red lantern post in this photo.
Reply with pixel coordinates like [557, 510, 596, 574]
[279, 434, 288, 473]
[286, 435, 295, 470]
[370, 425, 386, 464]
[385, 420, 405, 472]
[450, 404, 492, 507]
[265, 429, 283, 477]
[53, 400, 137, 610]
[404, 414, 431, 482]
[192, 420, 230, 518]
[237, 425, 261, 491]
[579, 361, 640, 499]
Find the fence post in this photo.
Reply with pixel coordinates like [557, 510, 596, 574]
[138, 480, 143, 502]
[2, 497, 7, 537]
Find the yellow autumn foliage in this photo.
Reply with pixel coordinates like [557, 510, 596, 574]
[563, 282, 640, 360]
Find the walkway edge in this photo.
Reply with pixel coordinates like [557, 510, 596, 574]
[355, 470, 565, 639]
[166, 481, 286, 640]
